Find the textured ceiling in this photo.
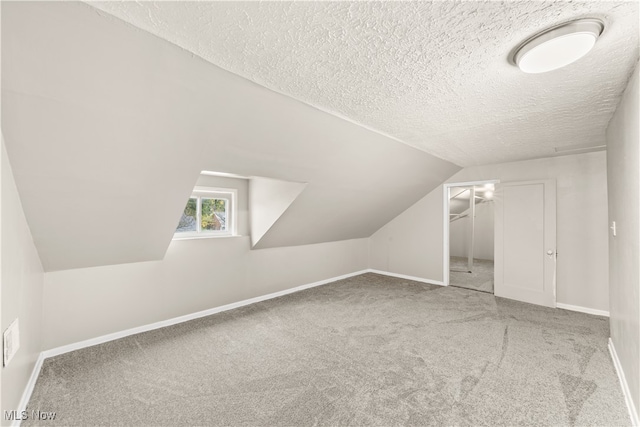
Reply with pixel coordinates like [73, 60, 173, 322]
[89, 1, 639, 166]
[2, 1, 458, 270]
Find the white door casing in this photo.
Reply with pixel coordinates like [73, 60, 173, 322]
[494, 180, 557, 307]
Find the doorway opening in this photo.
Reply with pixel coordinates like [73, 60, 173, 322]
[443, 180, 499, 293]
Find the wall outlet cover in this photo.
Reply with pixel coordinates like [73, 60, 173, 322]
[3, 318, 20, 367]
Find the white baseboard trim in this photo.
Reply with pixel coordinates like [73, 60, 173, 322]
[13, 353, 45, 427]
[556, 302, 609, 317]
[17, 269, 618, 426]
[367, 269, 445, 286]
[22, 268, 436, 424]
[609, 338, 639, 426]
[42, 269, 369, 359]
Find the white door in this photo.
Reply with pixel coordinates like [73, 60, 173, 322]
[494, 180, 556, 307]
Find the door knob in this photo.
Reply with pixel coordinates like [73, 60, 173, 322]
[547, 250, 554, 255]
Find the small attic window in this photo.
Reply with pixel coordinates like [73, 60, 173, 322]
[174, 187, 237, 239]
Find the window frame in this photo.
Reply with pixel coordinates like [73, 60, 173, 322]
[173, 186, 238, 240]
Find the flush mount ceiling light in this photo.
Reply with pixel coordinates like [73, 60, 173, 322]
[511, 19, 604, 74]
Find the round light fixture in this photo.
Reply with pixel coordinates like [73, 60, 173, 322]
[511, 19, 604, 74]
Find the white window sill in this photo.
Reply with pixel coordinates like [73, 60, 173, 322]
[172, 234, 242, 241]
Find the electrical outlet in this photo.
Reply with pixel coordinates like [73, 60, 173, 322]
[3, 318, 20, 367]
[611, 221, 617, 237]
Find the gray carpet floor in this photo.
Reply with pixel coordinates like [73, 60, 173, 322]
[450, 257, 494, 294]
[25, 273, 628, 426]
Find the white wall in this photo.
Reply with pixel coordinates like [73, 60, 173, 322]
[1, 139, 44, 421]
[249, 177, 306, 247]
[43, 237, 368, 350]
[370, 151, 609, 312]
[449, 200, 494, 261]
[3, 2, 459, 271]
[41, 169, 368, 351]
[606, 63, 639, 418]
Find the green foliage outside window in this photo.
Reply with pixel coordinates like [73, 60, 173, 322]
[201, 198, 227, 231]
[176, 196, 229, 233]
[176, 198, 197, 232]
[184, 198, 197, 217]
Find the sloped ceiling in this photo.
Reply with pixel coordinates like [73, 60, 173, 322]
[1, 2, 459, 271]
[449, 186, 493, 217]
[90, 1, 639, 166]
